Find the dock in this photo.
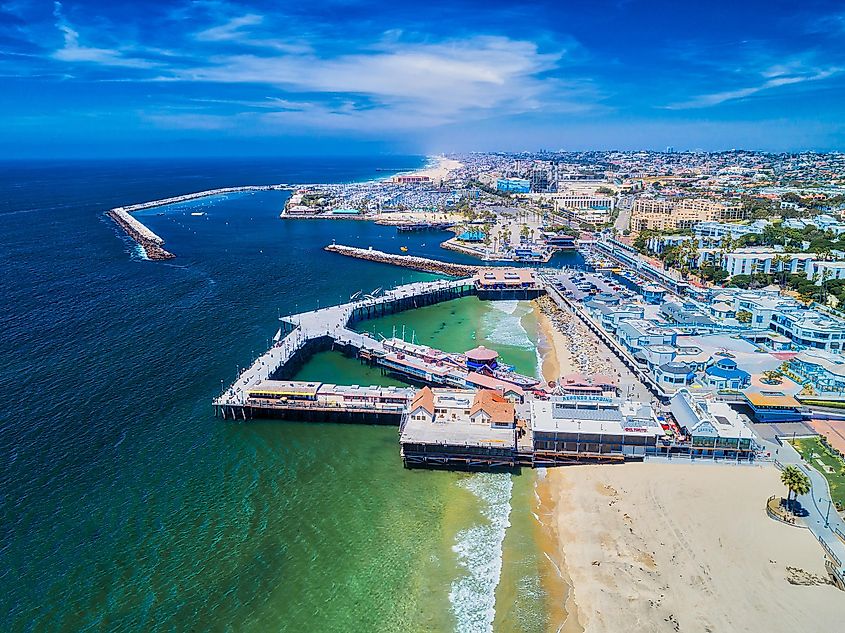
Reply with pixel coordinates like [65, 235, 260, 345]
[213, 267, 546, 419]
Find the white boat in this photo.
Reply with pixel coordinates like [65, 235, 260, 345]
[190, 212, 206, 217]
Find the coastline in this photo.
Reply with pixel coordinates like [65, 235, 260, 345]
[544, 463, 841, 633]
[395, 155, 463, 183]
[531, 299, 584, 632]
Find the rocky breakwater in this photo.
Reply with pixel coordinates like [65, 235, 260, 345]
[325, 244, 480, 276]
[107, 208, 175, 261]
[109, 185, 284, 261]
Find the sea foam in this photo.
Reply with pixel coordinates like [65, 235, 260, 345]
[449, 473, 513, 633]
[481, 302, 533, 350]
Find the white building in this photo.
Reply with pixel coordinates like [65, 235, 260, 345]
[720, 249, 814, 277]
[806, 260, 845, 285]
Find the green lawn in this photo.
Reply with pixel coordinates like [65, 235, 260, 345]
[790, 436, 845, 511]
[800, 399, 845, 410]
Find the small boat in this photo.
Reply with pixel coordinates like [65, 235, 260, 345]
[191, 212, 206, 217]
[400, 246, 408, 252]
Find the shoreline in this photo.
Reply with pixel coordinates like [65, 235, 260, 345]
[544, 462, 841, 633]
[531, 301, 584, 632]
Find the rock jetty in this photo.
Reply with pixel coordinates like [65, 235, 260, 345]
[107, 209, 175, 261]
[325, 244, 480, 276]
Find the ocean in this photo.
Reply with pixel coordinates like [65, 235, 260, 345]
[0, 157, 582, 632]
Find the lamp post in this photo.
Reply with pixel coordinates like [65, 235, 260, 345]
[820, 496, 833, 529]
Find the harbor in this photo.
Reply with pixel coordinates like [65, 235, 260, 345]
[108, 184, 285, 260]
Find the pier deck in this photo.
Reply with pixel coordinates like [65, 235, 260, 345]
[214, 278, 475, 417]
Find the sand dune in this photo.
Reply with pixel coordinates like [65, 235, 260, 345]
[541, 463, 841, 633]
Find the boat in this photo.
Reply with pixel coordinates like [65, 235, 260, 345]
[400, 246, 408, 252]
[190, 212, 206, 217]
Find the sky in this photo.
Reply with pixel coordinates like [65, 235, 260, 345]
[2, 0, 845, 157]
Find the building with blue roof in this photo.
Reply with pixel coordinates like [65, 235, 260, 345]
[704, 357, 751, 390]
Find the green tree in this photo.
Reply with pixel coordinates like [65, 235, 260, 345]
[736, 309, 752, 323]
[780, 465, 811, 515]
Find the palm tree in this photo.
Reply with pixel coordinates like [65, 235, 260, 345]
[772, 253, 789, 287]
[780, 465, 811, 515]
[762, 370, 782, 384]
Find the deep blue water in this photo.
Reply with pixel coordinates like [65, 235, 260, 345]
[0, 157, 583, 632]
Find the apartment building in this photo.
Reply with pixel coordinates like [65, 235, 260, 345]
[631, 198, 746, 232]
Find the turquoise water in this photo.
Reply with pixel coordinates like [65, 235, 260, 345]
[1, 158, 582, 632]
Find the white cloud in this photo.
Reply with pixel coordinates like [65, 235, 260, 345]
[194, 14, 264, 42]
[666, 61, 840, 109]
[51, 1, 156, 68]
[157, 35, 584, 128]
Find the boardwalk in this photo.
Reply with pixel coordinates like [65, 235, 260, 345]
[214, 278, 474, 411]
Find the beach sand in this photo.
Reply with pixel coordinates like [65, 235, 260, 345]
[541, 463, 841, 633]
[412, 156, 463, 182]
[534, 301, 577, 384]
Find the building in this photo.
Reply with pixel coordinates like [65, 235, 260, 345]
[474, 268, 542, 293]
[770, 307, 845, 352]
[654, 361, 696, 388]
[616, 319, 676, 355]
[693, 220, 770, 245]
[719, 249, 814, 277]
[395, 175, 431, 184]
[496, 178, 531, 193]
[703, 357, 751, 390]
[465, 346, 499, 372]
[806, 260, 845, 285]
[558, 373, 619, 397]
[742, 391, 805, 423]
[631, 198, 746, 232]
[531, 397, 664, 461]
[789, 349, 845, 394]
[400, 387, 519, 468]
[669, 390, 754, 459]
[553, 194, 614, 225]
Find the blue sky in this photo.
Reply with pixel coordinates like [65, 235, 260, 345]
[2, 0, 845, 157]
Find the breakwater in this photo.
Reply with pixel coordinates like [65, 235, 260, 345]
[325, 243, 481, 276]
[119, 185, 284, 213]
[107, 209, 175, 261]
[109, 185, 286, 260]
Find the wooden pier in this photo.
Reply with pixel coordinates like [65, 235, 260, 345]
[213, 278, 476, 417]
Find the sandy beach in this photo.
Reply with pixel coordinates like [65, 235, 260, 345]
[531, 297, 841, 632]
[539, 463, 841, 633]
[410, 155, 463, 182]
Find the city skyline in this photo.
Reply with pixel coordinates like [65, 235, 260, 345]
[3, 0, 845, 157]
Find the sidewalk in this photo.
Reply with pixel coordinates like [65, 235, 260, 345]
[763, 435, 845, 586]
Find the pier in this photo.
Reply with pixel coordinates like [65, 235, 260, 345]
[213, 277, 476, 419]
